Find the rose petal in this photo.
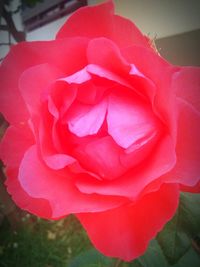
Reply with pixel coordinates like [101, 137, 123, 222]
[172, 67, 200, 112]
[87, 38, 129, 74]
[5, 168, 53, 219]
[163, 99, 200, 188]
[122, 45, 178, 136]
[0, 125, 52, 219]
[60, 67, 91, 84]
[0, 37, 88, 125]
[180, 181, 200, 193]
[56, 1, 150, 48]
[67, 99, 107, 137]
[120, 131, 159, 168]
[18, 145, 127, 217]
[107, 94, 159, 149]
[48, 80, 77, 119]
[19, 63, 64, 114]
[87, 64, 132, 89]
[77, 183, 179, 261]
[43, 154, 76, 170]
[76, 80, 98, 104]
[33, 107, 76, 170]
[74, 136, 126, 180]
[57, 1, 114, 39]
[75, 135, 176, 199]
[0, 124, 34, 168]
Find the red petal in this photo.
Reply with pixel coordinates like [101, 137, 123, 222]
[87, 38, 129, 74]
[57, 1, 114, 39]
[74, 136, 126, 180]
[163, 99, 200, 189]
[32, 106, 76, 170]
[172, 67, 200, 112]
[0, 124, 34, 168]
[75, 135, 176, 199]
[87, 64, 132, 89]
[5, 168, 53, 219]
[56, 1, 150, 49]
[18, 145, 126, 218]
[49, 80, 77, 118]
[180, 181, 200, 193]
[19, 63, 64, 114]
[0, 38, 88, 125]
[0, 125, 52, 219]
[122, 45, 178, 136]
[77, 183, 179, 261]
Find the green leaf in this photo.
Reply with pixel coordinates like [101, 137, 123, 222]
[174, 247, 200, 267]
[137, 240, 169, 267]
[178, 192, 200, 236]
[68, 248, 114, 267]
[157, 192, 200, 264]
[157, 209, 191, 264]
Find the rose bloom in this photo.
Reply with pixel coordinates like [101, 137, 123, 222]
[0, 0, 200, 261]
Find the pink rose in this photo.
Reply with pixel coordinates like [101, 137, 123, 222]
[0, 0, 200, 261]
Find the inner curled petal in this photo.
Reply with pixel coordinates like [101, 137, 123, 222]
[67, 99, 107, 137]
[107, 94, 160, 149]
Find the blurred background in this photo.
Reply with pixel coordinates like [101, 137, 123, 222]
[0, 1, 200, 266]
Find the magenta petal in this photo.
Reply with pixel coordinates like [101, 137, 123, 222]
[44, 154, 76, 170]
[121, 45, 178, 136]
[67, 99, 107, 137]
[163, 99, 200, 187]
[107, 94, 158, 149]
[49, 80, 77, 119]
[77, 183, 179, 261]
[5, 169, 53, 219]
[74, 136, 126, 180]
[18, 145, 126, 217]
[87, 37, 129, 73]
[34, 110, 76, 170]
[172, 67, 200, 112]
[87, 64, 132, 88]
[0, 124, 34, 168]
[19, 63, 64, 114]
[0, 38, 88, 125]
[76, 135, 176, 199]
[60, 67, 91, 85]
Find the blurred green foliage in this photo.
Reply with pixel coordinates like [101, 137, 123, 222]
[0, 214, 91, 267]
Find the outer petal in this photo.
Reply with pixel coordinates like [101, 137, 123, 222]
[87, 38, 130, 74]
[56, 1, 150, 49]
[172, 67, 200, 112]
[0, 125, 53, 219]
[0, 37, 88, 125]
[162, 99, 200, 189]
[0, 124, 34, 168]
[122, 45, 178, 137]
[5, 169, 53, 219]
[77, 183, 179, 261]
[86, 38, 157, 103]
[18, 145, 127, 218]
[19, 63, 64, 114]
